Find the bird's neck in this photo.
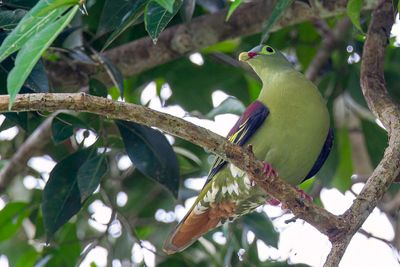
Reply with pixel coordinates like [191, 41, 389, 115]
[257, 67, 293, 102]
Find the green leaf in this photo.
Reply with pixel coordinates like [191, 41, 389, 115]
[0, 202, 30, 241]
[77, 152, 108, 202]
[202, 39, 239, 54]
[116, 120, 180, 197]
[7, 6, 79, 108]
[347, 0, 364, 32]
[101, 55, 125, 98]
[155, 0, 175, 13]
[0, 8, 27, 30]
[226, 0, 242, 21]
[180, 0, 195, 22]
[42, 148, 92, 239]
[144, 0, 182, 41]
[260, 0, 294, 43]
[102, 0, 147, 50]
[331, 127, 353, 192]
[0, 0, 78, 62]
[42, 223, 81, 266]
[16, 247, 38, 267]
[89, 79, 108, 98]
[97, 0, 145, 36]
[0, 240, 37, 267]
[24, 59, 49, 93]
[206, 97, 246, 118]
[2, 112, 28, 131]
[241, 213, 278, 248]
[51, 113, 89, 144]
[361, 119, 387, 167]
[0, 33, 48, 94]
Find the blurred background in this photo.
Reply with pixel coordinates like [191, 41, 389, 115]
[0, 0, 399, 266]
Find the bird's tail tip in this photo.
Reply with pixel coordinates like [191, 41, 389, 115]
[162, 241, 179, 255]
[162, 209, 217, 254]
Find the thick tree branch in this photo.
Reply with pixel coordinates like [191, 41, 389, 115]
[0, 92, 344, 235]
[324, 1, 399, 266]
[46, 0, 379, 90]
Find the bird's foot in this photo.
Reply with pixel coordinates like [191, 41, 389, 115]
[266, 189, 313, 208]
[262, 161, 278, 178]
[296, 189, 313, 202]
[281, 189, 313, 210]
[267, 198, 281, 206]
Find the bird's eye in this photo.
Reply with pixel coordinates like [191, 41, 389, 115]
[260, 45, 275, 55]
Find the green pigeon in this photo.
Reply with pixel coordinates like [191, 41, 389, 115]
[163, 45, 333, 254]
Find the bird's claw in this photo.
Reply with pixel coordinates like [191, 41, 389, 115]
[266, 189, 313, 208]
[262, 161, 278, 178]
[296, 189, 313, 202]
[267, 198, 281, 206]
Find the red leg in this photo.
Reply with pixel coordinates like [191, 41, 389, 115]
[262, 161, 278, 178]
[267, 198, 281, 206]
[296, 189, 313, 202]
[262, 162, 279, 205]
[268, 189, 313, 210]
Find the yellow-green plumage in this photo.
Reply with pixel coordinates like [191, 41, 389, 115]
[253, 69, 329, 184]
[163, 45, 330, 254]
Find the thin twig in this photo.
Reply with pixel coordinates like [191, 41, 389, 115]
[306, 18, 352, 82]
[358, 228, 394, 247]
[76, 193, 117, 266]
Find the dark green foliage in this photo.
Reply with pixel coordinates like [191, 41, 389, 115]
[42, 148, 92, 239]
[51, 113, 89, 144]
[260, 0, 295, 43]
[361, 119, 387, 167]
[89, 79, 108, 98]
[0, 202, 31, 241]
[77, 151, 108, 202]
[117, 120, 180, 197]
[145, 0, 182, 41]
[241, 213, 278, 248]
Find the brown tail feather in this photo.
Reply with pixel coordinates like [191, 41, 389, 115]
[163, 209, 219, 254]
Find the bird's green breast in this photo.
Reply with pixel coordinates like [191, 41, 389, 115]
[252, 70, 330, 184]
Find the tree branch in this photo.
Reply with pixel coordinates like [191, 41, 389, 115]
[0, 112, 57, 192]
[324, 1, 399, 266]
[0, 92, 344, 236]
[46, 0, 379, 90]
[305, 18, 351, 82]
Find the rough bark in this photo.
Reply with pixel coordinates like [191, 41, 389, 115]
[324, 1, 399, 266]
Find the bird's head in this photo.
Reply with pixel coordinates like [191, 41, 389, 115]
[239, 45, 292, 76]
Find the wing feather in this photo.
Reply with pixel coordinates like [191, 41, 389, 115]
[163, 101, 269, 254]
